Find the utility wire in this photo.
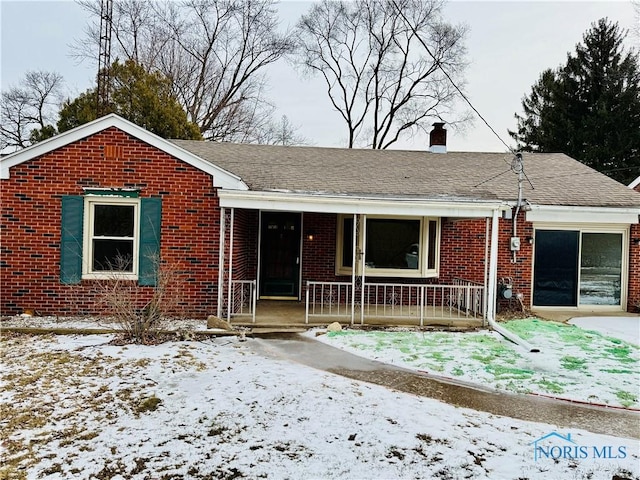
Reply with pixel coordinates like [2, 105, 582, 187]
[392, 4, 637, 191]
[474, 168, 512, 187]
[529, 165, 640, 181]
[390, 0, 516, 156]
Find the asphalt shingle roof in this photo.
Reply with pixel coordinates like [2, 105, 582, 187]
[170, 140, 640, 208]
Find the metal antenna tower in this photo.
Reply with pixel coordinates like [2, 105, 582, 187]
[96, 0, 114, 117]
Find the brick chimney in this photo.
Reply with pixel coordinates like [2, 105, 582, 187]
[429, 122, 447, 153]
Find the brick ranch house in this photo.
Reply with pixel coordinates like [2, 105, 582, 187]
[1, 114, 639, 325]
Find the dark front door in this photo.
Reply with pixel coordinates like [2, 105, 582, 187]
[260, 212, 301, 298]
[533, 230, 579, 306]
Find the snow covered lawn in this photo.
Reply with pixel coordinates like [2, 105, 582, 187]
[315, 318, 640, 409]
[1, 332, 638, 480]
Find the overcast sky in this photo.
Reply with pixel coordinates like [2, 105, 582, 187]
[1, 1, 637, 152]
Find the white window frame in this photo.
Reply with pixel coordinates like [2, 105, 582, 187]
[336, 214, 440, 278]
[82, 196, 140, 280]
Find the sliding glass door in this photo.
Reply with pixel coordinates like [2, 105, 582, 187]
[533, 229, 625, 308]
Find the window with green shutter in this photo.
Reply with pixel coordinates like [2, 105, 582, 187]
[60, 194, 161, 286]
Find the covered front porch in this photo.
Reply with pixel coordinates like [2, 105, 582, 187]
[227, 280, 486, 328]
[215, 190, 509, 327]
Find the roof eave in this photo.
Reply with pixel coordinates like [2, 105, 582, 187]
[526, 204, 640, 224]
[218, 190, 509, 217]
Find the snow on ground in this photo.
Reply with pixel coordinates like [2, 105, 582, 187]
[1, 315, 210, 332]
[1, 333, 637, 480]
[313, 317, 640, 409]
[569, 316, 640, 345]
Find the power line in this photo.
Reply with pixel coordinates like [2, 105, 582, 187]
[473, 168, 512, 188]
[529, 165, 640, 181]
[390, 0, 516, 156]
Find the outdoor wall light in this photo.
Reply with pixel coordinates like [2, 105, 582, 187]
[633, 238, 640, 245]
[526, 236, 534, 245]
[306, 230, 316, 241]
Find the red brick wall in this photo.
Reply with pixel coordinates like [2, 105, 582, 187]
[0, 127, 221, 317]
[229, 209, 258, 281]
[302, 212, 340, 285]
[627, 184, 639, 311]
[495, 215, 534, 309]
[439, 218, 487, 285]
[629, 223, 640, 312]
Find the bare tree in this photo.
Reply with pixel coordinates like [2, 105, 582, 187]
[73, 0, 294, 142]
[256, 115, 308, 145]
[73, 0, 174, 72]
[633, 1, 640, 41]
[0, 71, 64, 150]
[295, 0, 468, 148]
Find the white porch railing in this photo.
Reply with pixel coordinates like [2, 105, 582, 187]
[229, 280, 257, 323]
[305, 280, 485, 325]
[306, 281, 353, 320]
[452, 278, 486, 321]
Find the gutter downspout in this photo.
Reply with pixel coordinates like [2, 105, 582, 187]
[487, 208, 539, 353]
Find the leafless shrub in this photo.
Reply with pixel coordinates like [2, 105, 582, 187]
[95, 255, 186, 343]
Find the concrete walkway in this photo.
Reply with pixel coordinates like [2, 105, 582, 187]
[251, 333, 640, 440]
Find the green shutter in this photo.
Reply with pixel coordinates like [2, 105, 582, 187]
[60, 196, 84, 284]
[138, 197, 162, 286]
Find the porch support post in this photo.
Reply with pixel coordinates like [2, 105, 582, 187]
[486, 209, 500, 322]
[484, 217, 490, 326]
[226, 207, 235, 322]
[360, 214, 367, 325]
[351, 213, 357, 325]
[217, 207, 227, 318]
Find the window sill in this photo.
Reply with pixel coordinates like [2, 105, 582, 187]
[336, 268, 439, 278]
[82, 273, 139, 281]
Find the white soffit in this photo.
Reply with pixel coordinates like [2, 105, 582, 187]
[526, 205, 640, 224]
[218, 190, 508, 217]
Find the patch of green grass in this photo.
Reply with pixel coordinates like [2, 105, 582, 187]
[324, 320, 639, 408]
[606, 345, 633, 359]
[615, 390, 638, 407]
[503, 319, 599, 352]
[536, 379, 564, 394]
[326, 331, 351, 338]
[484, 364, 534, 380]
[426, 351, 454, 362]
[560, 356, 587, 371]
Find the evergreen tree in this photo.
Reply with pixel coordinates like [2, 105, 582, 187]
[510, 19, 640, 185]
[54, 60, 202, 140]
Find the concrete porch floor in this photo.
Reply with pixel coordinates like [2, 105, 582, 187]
[230, 300, 485, 329]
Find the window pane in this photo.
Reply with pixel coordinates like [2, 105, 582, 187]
[533, 230, 579, 306]
[94, 205, 134, 237]
[580, 233, 622, 306]
[428, 220, 438, 270]
[342, 217, 353, 268]
[366, 219, 420, 269]
[92, 239, 134, 271]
